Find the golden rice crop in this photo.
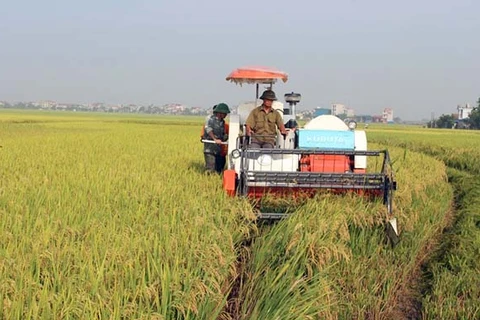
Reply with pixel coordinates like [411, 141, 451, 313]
[368, 124, 480, 319]
[0, 112, 458, 319]
[0, 113, 254, 319]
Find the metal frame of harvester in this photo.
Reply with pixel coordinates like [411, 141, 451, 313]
[233, 148, 396, 219]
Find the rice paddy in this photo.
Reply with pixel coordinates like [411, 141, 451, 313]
[0, 110, 477, 319]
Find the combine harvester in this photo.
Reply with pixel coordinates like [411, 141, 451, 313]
[221, 66, 399, 244]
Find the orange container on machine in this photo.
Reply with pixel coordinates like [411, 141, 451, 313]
[300, 154, 351, 173]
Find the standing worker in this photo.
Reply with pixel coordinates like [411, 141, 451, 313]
[245, 89, 287, 148]
[203, 103, 230, 174]
[200, 105, 219, 143]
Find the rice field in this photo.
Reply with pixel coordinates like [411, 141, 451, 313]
[369, 125, 480, 319]
[0, 110, 477, 319]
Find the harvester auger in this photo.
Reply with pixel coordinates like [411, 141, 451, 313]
[222, 66, 399, 244]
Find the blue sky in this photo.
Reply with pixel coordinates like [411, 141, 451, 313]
[0, 0, 478, 120]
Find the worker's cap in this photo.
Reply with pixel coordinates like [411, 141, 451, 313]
[259, 89, 277, 101]
[214, 103, 230, 114]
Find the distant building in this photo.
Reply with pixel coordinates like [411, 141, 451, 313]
[457, 103, 473, 120]
[41, 100, 56, 109]
[355, 115, 373, 123]
[331, 103, 346, 116]
[314, 107, 331, 117]
[383, 108, 394, 123]
[345, 107, 355, 118]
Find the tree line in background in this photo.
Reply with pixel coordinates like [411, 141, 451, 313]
[432, 97, 480, 129]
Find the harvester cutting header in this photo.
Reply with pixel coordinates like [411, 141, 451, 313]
[219, 66, 399, 243]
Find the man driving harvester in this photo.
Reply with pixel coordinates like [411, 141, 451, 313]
[245, 89, 287, 148]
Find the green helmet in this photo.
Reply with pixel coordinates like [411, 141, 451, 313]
[260, 90, 277, 101]
[214, 103, 230, 114]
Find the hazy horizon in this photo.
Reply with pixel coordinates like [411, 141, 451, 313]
[1, 0, 478, 120]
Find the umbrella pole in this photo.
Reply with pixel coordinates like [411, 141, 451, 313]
[255, 83, 259, 100]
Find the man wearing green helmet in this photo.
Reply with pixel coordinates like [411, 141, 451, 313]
[245, 89, 287, 148]
[203, 103, 230, 173]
